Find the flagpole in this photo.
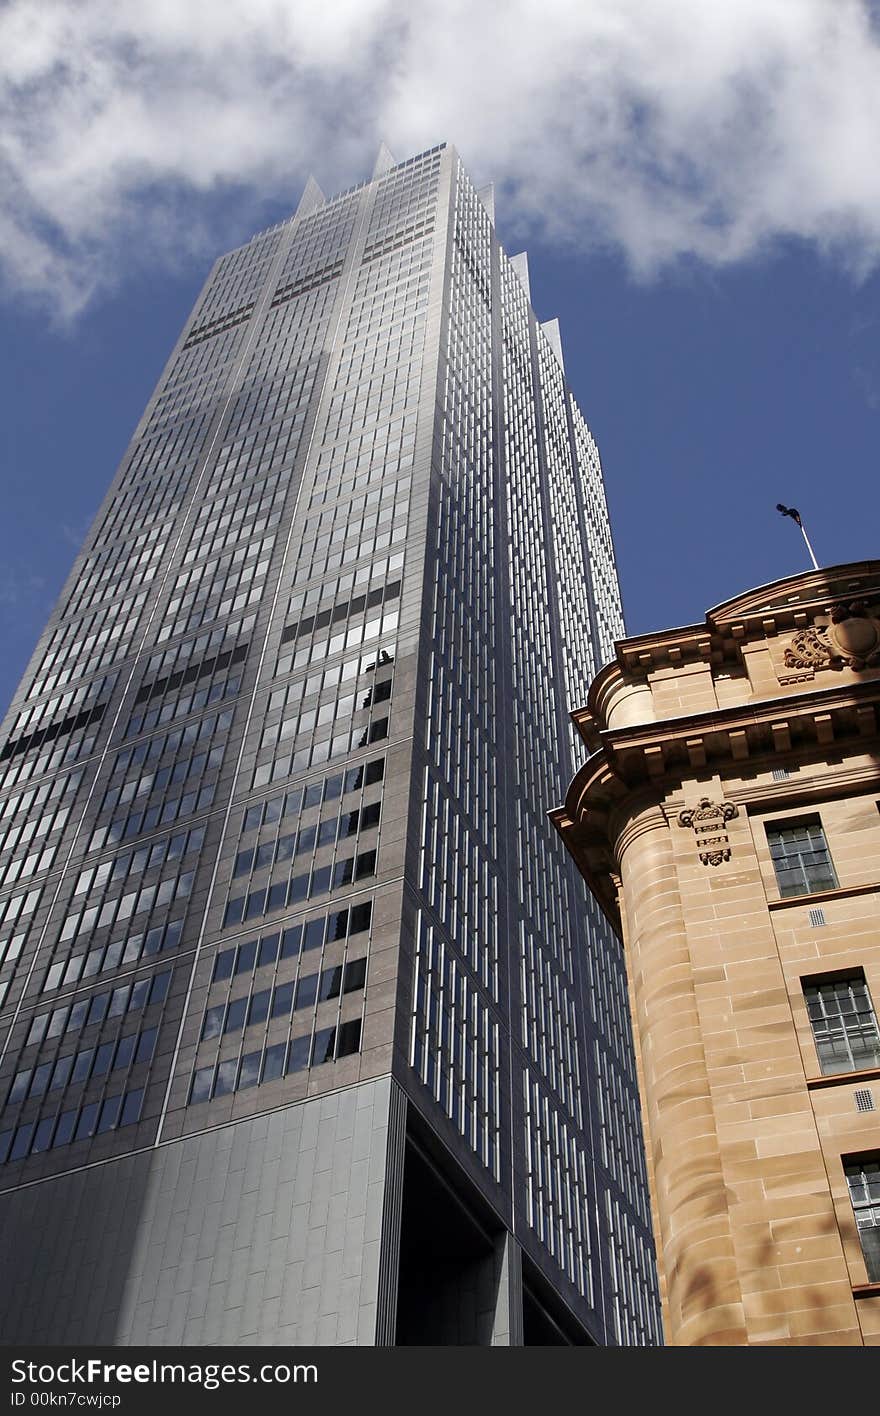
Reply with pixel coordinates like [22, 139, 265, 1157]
[799, 522, 819, 572]
[776, 503, 819, 571]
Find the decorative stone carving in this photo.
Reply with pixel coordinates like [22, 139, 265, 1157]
[783, 601, 880, 672]
[678, 797, 738, 866]
[827, 600, 880, 668]
[783, 624, 838, 671]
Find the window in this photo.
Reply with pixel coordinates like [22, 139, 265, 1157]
[766, 818, 838, 897]
[804, 974, 880, 1075]
[844, 1158, 880, 1282]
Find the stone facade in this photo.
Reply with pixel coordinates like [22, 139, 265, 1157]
[552, 560, 880, 1345]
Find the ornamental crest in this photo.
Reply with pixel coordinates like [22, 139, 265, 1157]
[784, 601, 880, 672]
[678, 797, 738, 866]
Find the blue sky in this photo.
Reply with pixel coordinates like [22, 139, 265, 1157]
[2, 1, 880, 718]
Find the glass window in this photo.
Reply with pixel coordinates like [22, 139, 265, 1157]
[135, 1027, 158, 1064]
[202, 1005, 224, 1040]
[223, 897, 244, 928]
[235, 939, 257, 974]
[323, 774, 343, 801]
[190, 1066, 214, 1104]
[7, 1070, 32, 1104]
[343, 956, 367, 994]
[10, 1123, 34, 1161]
[274, 834, 296, 864]
[213, 1059, 238, 1096]
[288, 874, 309, 905]
[238, 1051, 261, 1090]
[261, 1042, 286, 1083]
[287, 1034, 311, 1073]
[311, 1026, 336, 1066]
[327, 908, 348, 942]
[767, 819, 837, 897]
[303, 918, 325, 953]
[114, 1033, 137, 1070]
[224, 998, 247, 1034]
[257, 933, 279, 968]
[253, 842, 274, 872]
[248, 989, 271, 1026]
[53, 1110, 77, 1147]
[213, 948, 235, 982]
[86, 992, 110, 1027]
[128, 980, 150, 1011]
[72, 1049, 95, 1083]
[27, 1014, 50, 1047]
[92, 1042, 116, 1078]
[337, 1019, 362, 1057]
[245, 889, 266, 921]
[355, 850, 376, 880]
[294, 974, 318, 1011]
[319, 965, 344, 1001]
[310, 865, 332, 896]
[266, 882, 287, 912]
[63, 1000, 88, 1032]
[107, 984, 131, 1018]
[845, 1157, 880, 1282]
[49, 1055, 74, 1091]
[333, 858, 354, 889]
[31, 1117, 56, 1154]
[119, 1088, 144, 1126]
[350, 901, 372, 934]
[804, 974, 880, 1075]
[280, 925, 301, 959]
[149, 971, 171, 1005]
[96, 1094, 122, 1134]
[344, 765, 364, 794]
[74, 1102, 100, 1141]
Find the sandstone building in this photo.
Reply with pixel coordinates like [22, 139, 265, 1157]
[553, 560, 880, 1345]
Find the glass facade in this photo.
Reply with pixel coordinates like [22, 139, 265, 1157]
[0, 144, 659, 1344]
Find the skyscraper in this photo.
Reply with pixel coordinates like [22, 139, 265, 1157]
[0, 144, 660, 1346]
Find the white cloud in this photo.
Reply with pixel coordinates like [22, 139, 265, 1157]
[3, 0, 880, 315]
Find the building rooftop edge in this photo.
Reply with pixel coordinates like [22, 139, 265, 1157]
[581, 559, 880, 730]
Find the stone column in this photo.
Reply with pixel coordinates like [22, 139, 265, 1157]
[616, 804, 748, 1345]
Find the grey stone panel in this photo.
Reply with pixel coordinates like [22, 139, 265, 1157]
[491, 1233, 524, 1346]
[0, 1076, 393, 1346]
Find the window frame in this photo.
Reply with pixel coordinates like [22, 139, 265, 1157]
[802, 970, 880, 1077]
[765, 815, 838, 898]
[843, 1154, 880, 1285]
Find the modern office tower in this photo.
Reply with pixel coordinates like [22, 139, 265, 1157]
[554, 561, 880, 1345]
[0, 144, 660, 1347]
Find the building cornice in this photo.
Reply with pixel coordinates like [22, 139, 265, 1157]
[552, 668, 880, 939]
[578, 561, 880, 751]
[593, 678, 880, 795]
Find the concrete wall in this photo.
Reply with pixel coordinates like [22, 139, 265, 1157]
[0, 1076, 396, 1345]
